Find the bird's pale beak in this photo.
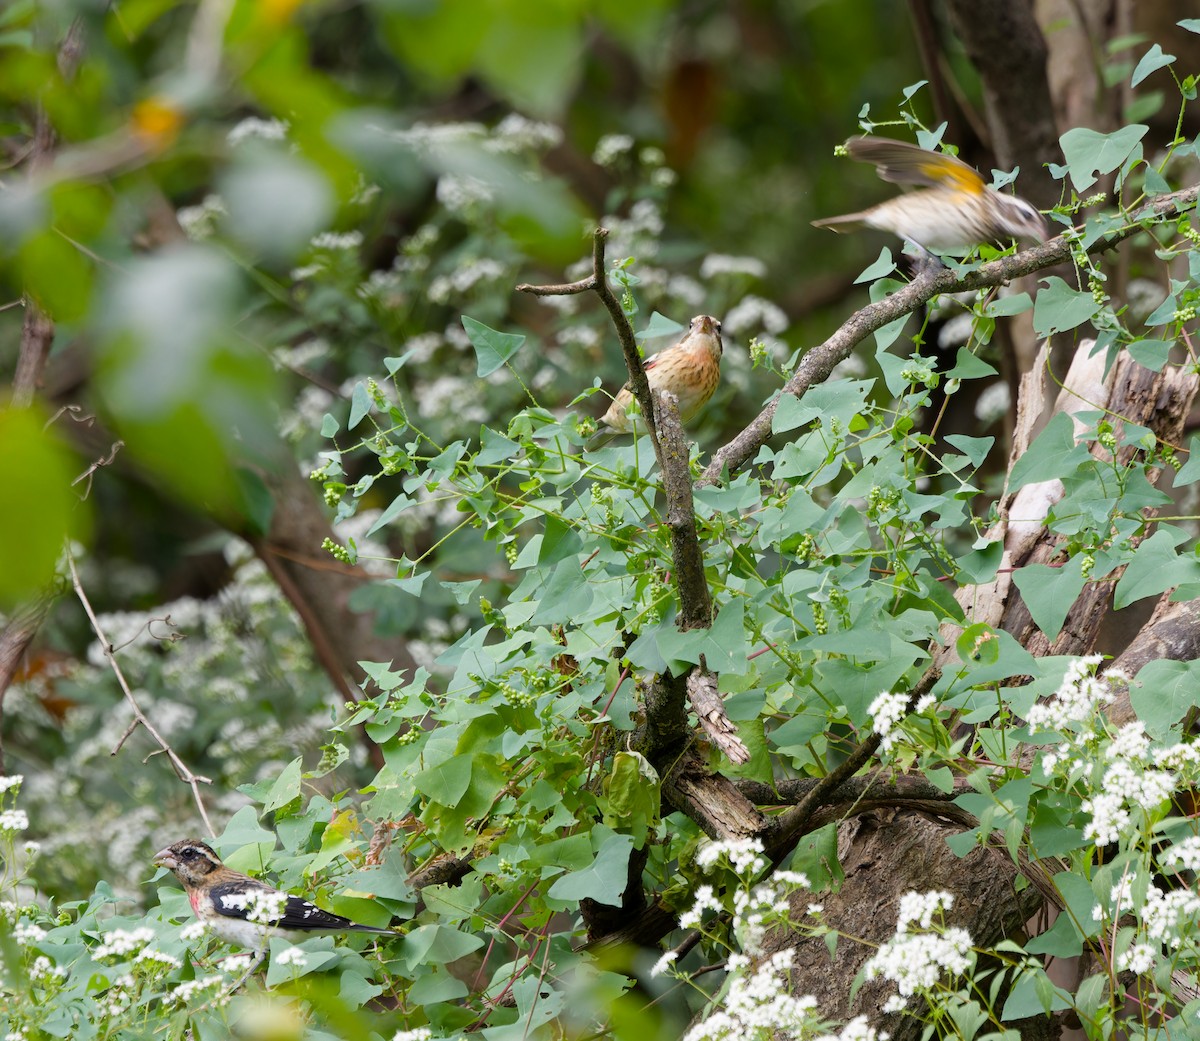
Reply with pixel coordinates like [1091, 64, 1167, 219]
[152, 848, 177, 870]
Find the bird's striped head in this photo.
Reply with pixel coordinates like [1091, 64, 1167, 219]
[153, 839, 223, 886]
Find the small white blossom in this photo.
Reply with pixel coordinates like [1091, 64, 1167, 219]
[593, 134, 634, 166]
[699, 254, 767, 280]
[0, 776, 23, 793]
[1026, 656, 1109, 731]
[276, 945, 307, 967]
[221, 953, 254, 974]
[1117, 943, 1155, 975]
[1162, 836, 1200, 873]
[171, 974, 224, 1003]
[897, 891, 954, 931]
[695, 837, 767, 875]
[391, 1029, 433, 1041]
[865, 927, 972, 996]
[436, 173, 493, 212]
[310, 231, 363, 252]
[136, 948, 182, 970]
[95, 927, 157, 960]
[649, 950, 678, 978]
[14, 921, 45, 945]
[227, 117, 289, 147]
[0, 809, 28, 833]
[29, 956, 64, 982]
[869, 691, 908, 752]
[723, 295, 788, 336]
[180, 921, 209, 941]
[974, 381, 1012, 424]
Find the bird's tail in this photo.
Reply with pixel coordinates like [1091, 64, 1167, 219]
[811, 212, 870, 234]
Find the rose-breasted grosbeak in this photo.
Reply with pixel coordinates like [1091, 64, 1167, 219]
[591, 314, 724, 446]
[153, 839, 394, 953]
[812, 136, 1047, 254]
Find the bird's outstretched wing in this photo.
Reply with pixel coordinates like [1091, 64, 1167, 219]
[844, 137, 985, 194]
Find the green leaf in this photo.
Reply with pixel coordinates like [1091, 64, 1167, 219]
[1012, 555, 1086, 641]
[400, 924, 485, 974]
[263, 756, 303, 812]
[944, 350, 998, 380]
[1114, 528, 1200, 609]
[854, 247, 895, 284]
[1125, 337, 1173, 371]
[944, 434, 995, 468]
[957, 541, 1002, 585]
[1032, 276, 1102, 337]
[413, 755, 473, 805]
[1130, 659, 1200, 739]
[0, 408, 86, 607]
[1000, 968, 1073, 1020]
[1058, 124, 1148, 192]
[1176, 436, 1200, 485]
[546, 827, 634, 906]
[348, 382, 372, 430]
[234, 466, 275, 536]
[1131, 44, 1175, 87]
[1007, 412, 1089, 489]
[983, 292, 1033, 318]
[1024, 913, 1083, 957]
[462, 315, 525, 377]
[637, 312, 685, 339]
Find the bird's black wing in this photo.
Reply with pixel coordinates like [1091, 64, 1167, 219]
[208, 878, 390, 933]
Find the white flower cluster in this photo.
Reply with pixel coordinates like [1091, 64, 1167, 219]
[219, 889, 289, 924]
[684, 950, 823, 1041]
[13, 921, 46, 945]
[0, 809, 28, 834]
[436, 174, 493, 213]
[175, 194, 226, 240]
[180, 921, 209, 941]
[0, 776, 23, 794]
[699, 254, 767, 280]
[227, 117, 289, 147]
[310, 231, 363, 252]
[28, 956, 65, 982]
[722, 296, 788, 337]
[1081, 756, 1174, 846]
[135, 948, 182, 971]
[95, 927, 156, 960]
[1026, 656, 1114, 732]
[428, 258, 507, 304]
[487, 114, 562, 154]
[695, 837, 768, 876]
[170, 974, 224, 1004]
[1162, 836, 1200, 873]
[275, 946, 307, 967]
[868, 691, 908, 752]
[1141, 886, 1200, 943]
[865, 891, 972, 999]
[391, 1029, 433, 1041]
[592, 134, 634, 166]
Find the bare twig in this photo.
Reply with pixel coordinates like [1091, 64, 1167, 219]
[66, 549, 215, 837]
[519, 229, 664, 460]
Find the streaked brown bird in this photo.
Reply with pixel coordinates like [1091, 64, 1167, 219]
[591, 314, 724, 446]
[812, 136, 1047, 254]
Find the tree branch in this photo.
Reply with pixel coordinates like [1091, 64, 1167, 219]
[700, 181, 1200, 485]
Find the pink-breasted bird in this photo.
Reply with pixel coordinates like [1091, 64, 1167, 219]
[591, 314, 724, 446]
[812, 136, 1047, 254]
[153, 839, 394, 955]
